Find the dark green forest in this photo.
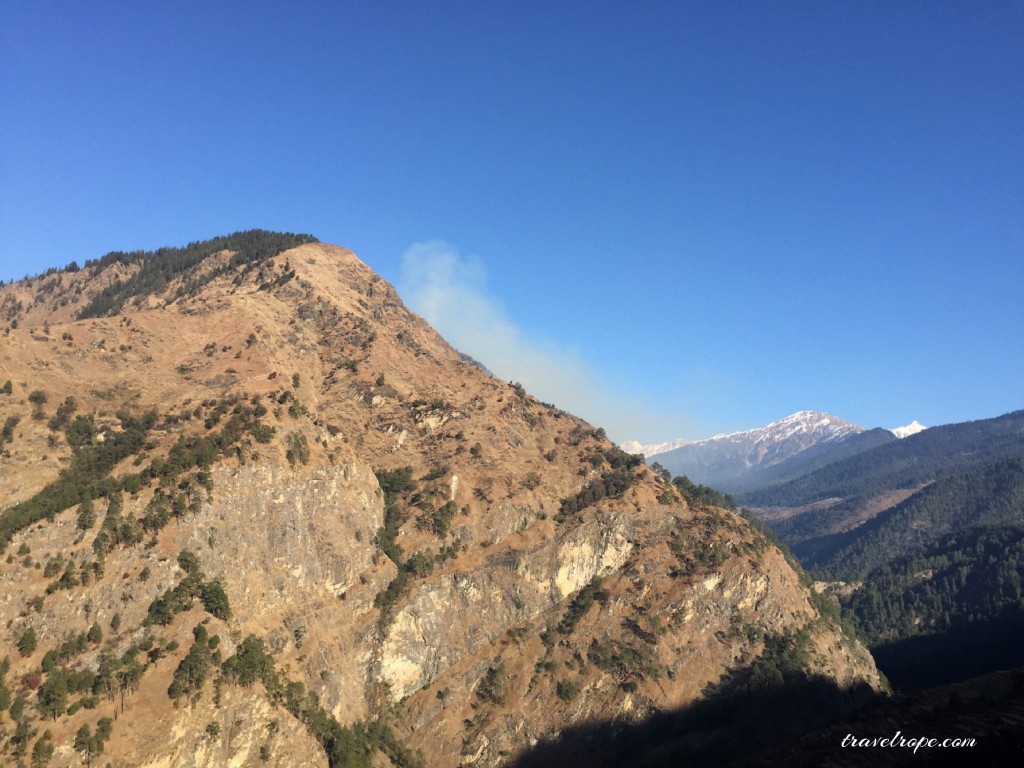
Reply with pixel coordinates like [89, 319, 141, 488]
[78, 229, 318, 318]
[0, 399, 273, 551]
[806, 455, 1024, 579]
[761, 449, 1024, 690]
[843, 525, 1024, 689]
[0, 411, 154, 548]
[845, 524, 1024, 645]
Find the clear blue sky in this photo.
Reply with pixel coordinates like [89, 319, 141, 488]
[2, 1, 1021, 442]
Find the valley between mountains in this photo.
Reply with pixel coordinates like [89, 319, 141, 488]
[626, 394, 1024, 756]
[0, 233, 880, 767]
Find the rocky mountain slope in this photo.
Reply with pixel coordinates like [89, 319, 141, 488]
[0, 232, 881, 767]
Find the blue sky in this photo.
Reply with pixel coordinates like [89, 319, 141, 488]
[1, 1, 1021, 442]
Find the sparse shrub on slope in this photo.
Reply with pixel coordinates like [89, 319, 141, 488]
[0, 411, 154, 549]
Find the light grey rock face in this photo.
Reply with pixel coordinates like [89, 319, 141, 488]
[392, 501, 885, 768]
[378, 509, 641, 701]
[182, 462, 392, 725]
[188, 462, 383, 613]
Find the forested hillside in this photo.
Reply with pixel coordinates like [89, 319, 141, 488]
[845, 524, 1024, 644]
[741, 410, 1024, 509]
[843, 525, 1024, 688]
[805, 455, 1024, 579]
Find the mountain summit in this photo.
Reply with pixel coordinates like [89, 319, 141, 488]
[710, 410, 862, 444]
[649, 411, 867, 491]
[890, 420, 927, 439]
[618, 436, 692, 457]
[0, 233, 880, 767]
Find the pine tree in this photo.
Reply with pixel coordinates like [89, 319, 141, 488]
[17, 627, 37, 656]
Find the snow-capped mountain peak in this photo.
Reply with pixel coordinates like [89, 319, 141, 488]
[890, 420, 927, 439]
[702, 411, 863, 447]
[620, 411, 864, 463]
[618, 437, 693, 458]
[629, 411, 871, 491]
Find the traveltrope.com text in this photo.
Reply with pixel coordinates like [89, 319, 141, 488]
[842, 732, 976, 754]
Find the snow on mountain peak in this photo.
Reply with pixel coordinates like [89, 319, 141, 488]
[618, 437, 693, 458]
[632, 411, 870, 490]
[618, 411, 862, 458]
[890, 420, 927, 439]
[707, 411, 862, 446]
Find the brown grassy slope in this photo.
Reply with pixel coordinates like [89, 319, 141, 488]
[0, 241, 881, 768]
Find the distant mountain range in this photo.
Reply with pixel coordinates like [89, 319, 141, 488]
[742, 409, 1024, 512]
[629, 404, 1024, 696]
[621, 411, 925, 493]
[749, 409, 1024, 567]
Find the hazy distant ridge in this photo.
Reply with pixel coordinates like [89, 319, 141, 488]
[635, 411, 865, 491]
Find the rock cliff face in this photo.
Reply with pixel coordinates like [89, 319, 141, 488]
[0, 234, 881, 767]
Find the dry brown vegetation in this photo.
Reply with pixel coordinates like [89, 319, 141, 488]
[0, 237, 881, 767]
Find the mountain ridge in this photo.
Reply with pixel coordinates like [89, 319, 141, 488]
[639, 411, 866, 492]
[622, 412, 927, 462]
[742, 409, 1024, 509]
[0, 232, 881, 768]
